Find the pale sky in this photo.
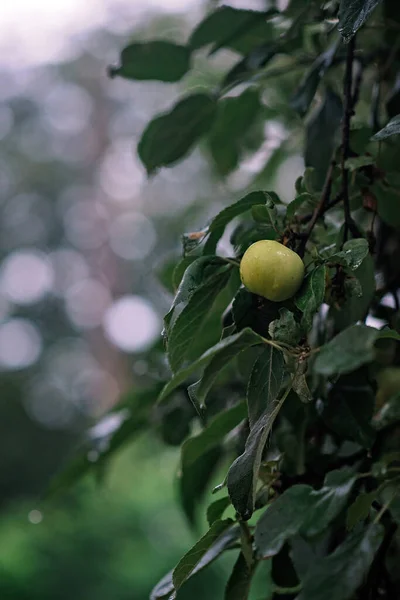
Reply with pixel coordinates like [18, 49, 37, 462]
[0, 0, 202, 68]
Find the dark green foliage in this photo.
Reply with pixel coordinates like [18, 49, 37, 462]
[138, 94, 217, 174]
[172, 519, 235, 594]
[224, 552, 252, 600]
[295, 265, 326, 332]
[297, 524, 384, 600]
[320, 369, 376, 447]
[55, 2, 400, 599]
[189, 6, 277, 55]
[314, 324, 379, 375]
[338, 0, 383, 42]
[247, 346, 285, 427]
[305, 88, 343, 187]
[109, 41, 191, 82]
[208, 89, 263, 175]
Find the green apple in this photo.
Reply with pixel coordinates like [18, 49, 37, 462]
[240, 240, 305, 302]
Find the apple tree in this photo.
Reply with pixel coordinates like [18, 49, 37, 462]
[52, 1, 400, 598]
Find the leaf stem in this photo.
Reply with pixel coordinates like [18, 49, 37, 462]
[238, 520, 254, 569]
[358, 467, 400, 479]
[272, 583, 302, 595]
[223, 257, 240, 267]
[260, 337, 299, 354]
[373, 490, 398, 525]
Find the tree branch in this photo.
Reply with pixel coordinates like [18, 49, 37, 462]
[341, 36, 358, 244]
[297, 159, 336, 257]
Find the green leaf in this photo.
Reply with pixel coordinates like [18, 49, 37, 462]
[165, 256, 226, 333]
[225, 553, 252, 600]
[320, 370, 376, 447]
[255, 485, 314, 558]
[180, 446, 221, 525]
[138, 93, 217, 174]
[389, 493, 400, 529]
[167, 264, 232, 372]
[109, 41, 190, 82]
[157, 395, 193, 447]
[269, 308, 301, 346]
[247, 346, 285, 427]
[232, 288, 280, 336]
[181, 402, 246, 469]
[188, 329, 251, 412]
[291, 39, 340, 116]
[329, 238, 369, 271]
[172, 519, 235, 593]
[189, 7, 276, 55]
[222, 44, 278, 88]
[255, 467, 357, 557]
[295, 265, 326, 332]
[209, 89, 262, 175]
[371, 113, 400, 140]
[198, 191, 276, 256]
[286, 193, 313, 221]
[344, 276, 363, 298]
[159, 328, 264, 403]
[300, 467, 357, 536]
[210, 190, 275, 235]
[297, 523, 384, 600]
[338, 0, 382, 43]
[150, 571, 176, 600]
[377, 327, 400, 341]
[172, 256, 196, 290]
[373, 183, 400, 229]
[305, 88, 342, 188]
[373, 391, 400, 430]
[291, 371, 312, 403]
[346, 491, 376, 530]
[341, 238, 370, 270]
[207, 496, 231, 527]
[151, 523, 239, 599]
[251, 196, 280, 230]
[290, 536, 317, 580]
[344, 155, 375, 170]
[227, 385, 290, 520]
[314, 325, 378, 376]
[331, 254, 375, 330]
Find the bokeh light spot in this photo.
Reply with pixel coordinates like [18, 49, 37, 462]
[28, 509, 43, 525]
[109, 211, 156, 260]
[65, 278, 111, 329]
[103, 295, 160, 352]
[0, 250, 54, 305]
[0, 318, 42, 370]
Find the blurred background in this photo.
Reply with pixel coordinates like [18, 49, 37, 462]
[0, 0, 304, 598]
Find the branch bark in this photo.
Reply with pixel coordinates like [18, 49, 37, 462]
[341, 36, 359, 244]
[297, 159, 336, 257]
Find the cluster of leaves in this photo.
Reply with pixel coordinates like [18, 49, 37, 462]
[52, 1, 400, 599]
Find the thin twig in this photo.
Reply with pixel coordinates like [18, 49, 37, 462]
[351, 59, 363, 110]
[341, 35, 356, 245]
[223, 257, 240, 267]
[373, 491, 398, 525]
[273, 583, 302, 595]
[298, 191, 343, 225]
[297, 159, 336, 257]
